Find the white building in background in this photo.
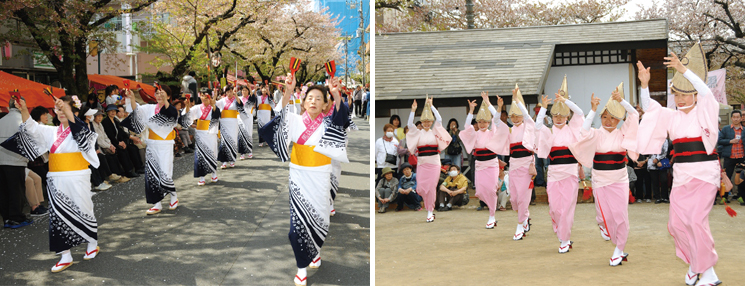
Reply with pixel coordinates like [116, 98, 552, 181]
[374, 19, 670, 139]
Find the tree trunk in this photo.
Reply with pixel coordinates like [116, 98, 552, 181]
[74, 38, 90, 99]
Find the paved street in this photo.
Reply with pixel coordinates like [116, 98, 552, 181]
[0, 119, 371, 285]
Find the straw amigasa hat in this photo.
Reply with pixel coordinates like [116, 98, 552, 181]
[475, 100, 492, 122]
[551, 75, 571, 117]
[670, 42, 708, 95]
[420, 97, 435, 121]
[600, 82, 626, 119]
[509, 83, 525, 116]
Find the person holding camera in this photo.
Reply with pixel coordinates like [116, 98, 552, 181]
[375, 123, 400, 183]
[649, 138, 671, 204]
[717, 110, 745, 204]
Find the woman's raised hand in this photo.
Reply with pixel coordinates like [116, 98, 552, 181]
[590, 93, 600, 112]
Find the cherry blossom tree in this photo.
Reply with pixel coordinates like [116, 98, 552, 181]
[0, 0, 158, 96]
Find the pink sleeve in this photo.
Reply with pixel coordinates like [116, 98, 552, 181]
[535, 127, 552, 159]
[568, 111, 585, 142]
[695, 83, 720, 155]
[569, 128, 599, 168]
[433, 122, 452, 151]
[637, 99, 673, 154]
[459, 126, 477, 154]
[522, 119, 537, 153]
[406, 127, 420, 154]
[621, 111, 639, 161]
[493, 119, 510, 156]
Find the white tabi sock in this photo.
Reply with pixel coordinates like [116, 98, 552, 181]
[153, 202, 162, 210]
[212, 173, 218, 180]
[613, 246, 623, 258]
[487, 216, 495, 224]
[560, 240, 570, 248]
[87, 241, 98, 253]
[170, 193, 178, 204]
[199, 176, 205, 182]
[698, 267, 719, 284]
[297, 267, 307, 277]
[427, 210, 433, 218]
[515, 223, 524, 234]
[58, 250, 72, 263]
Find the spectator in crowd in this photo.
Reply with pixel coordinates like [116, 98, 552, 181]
[182, 71, 200, 104]
[173, 100, 194, 154]
[80, 107, 114, 191]
[353, 85, 363, 118]
[364, 88, 370, 121]
[396, 163, 422, 211]
[649, 139, 670, 204]
[84, 93, 102, 110]
[397, 126, 411, 165]
[498, 166, 509, 211]
[91, 109, 129, 184]
[627, 164, 637, 203]
[629, 153, 650, 203]
[437, 164, 468, 211]
[500, 110, 513, 128]
[389, 115, 405, 141]
[117, 106, 129, 122]
[376, 167, 399, 213]
[718, 110, 744, 204]
[375, 123, 399, 183]
[25, 168, 48, 216]
[415, 121, 423, 130]
[443, 118, 464, 169]
[104, 85, 122, 107]
[732, 162, 745, 205]
[101, 105, 142, 178]
[0, 100, 33, 228]
[27, 106, 50, 198]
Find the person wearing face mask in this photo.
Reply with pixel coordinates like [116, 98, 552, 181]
[535, 76, 584, 253]
[493, 84, 537, 241]
[256, 84, 276, 147]
[459, 91, 506, 228]
[569, 82, 638, 267]
[406, 96, 451, 223]
[437, 165, 469, 211]
[637, 43, 723, 286]
[376, 123, 400, 183]
[258, 73, 349, 286]
[181, 88, 222, 186]
[7, 95, 101, 272]
[121, 88, 181, 215]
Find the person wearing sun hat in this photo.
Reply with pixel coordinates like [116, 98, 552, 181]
[458, 91, 508, 229]
[535, 75, 585, 253]
[637, 42, 723, 286]
[406, 95, 451, 223]
[569, 81, 639, 267]
[375, 167, 399, 213]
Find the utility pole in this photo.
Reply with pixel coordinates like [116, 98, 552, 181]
[358, 0, 365, 87]
[344, 35, 349, 86]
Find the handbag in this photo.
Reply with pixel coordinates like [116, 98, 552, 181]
[382, 141, 397, 165]
[408, 153, 418, 166]
[446, 134, 462, 155]
[658, 158, 671, 170]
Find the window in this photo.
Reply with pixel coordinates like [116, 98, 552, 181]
[553, 49, 633, 66]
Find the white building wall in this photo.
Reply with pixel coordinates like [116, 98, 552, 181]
[544, 63, 636, 128]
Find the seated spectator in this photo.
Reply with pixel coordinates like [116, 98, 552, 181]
[104, 85, 123, 107]
[25, 168, 48, 216]
[376, 167, 399, 213]
[172, 100, 194, 154]
[498, 168, 509, 211]
[101, 105, 142, 178]
[437, 165, 469, 211]
[731, 163, 745, 206]
[396, 163, 422, 211]
[83, 93, 102, 110]
[91, 109, 130, 183]
[80, 107, 113, 191]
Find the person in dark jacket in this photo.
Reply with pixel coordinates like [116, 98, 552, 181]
[101, 105, 141, 178]
[717, 110, 745, 203]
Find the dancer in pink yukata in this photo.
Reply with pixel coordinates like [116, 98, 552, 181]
[459, 91, 507, 229]
[498, 85, 537, 241]
[535, 76, 584, 253]
[569, 83, 638, 266]
[406, 95, 451, 223]
[637, 43, 722, 286]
